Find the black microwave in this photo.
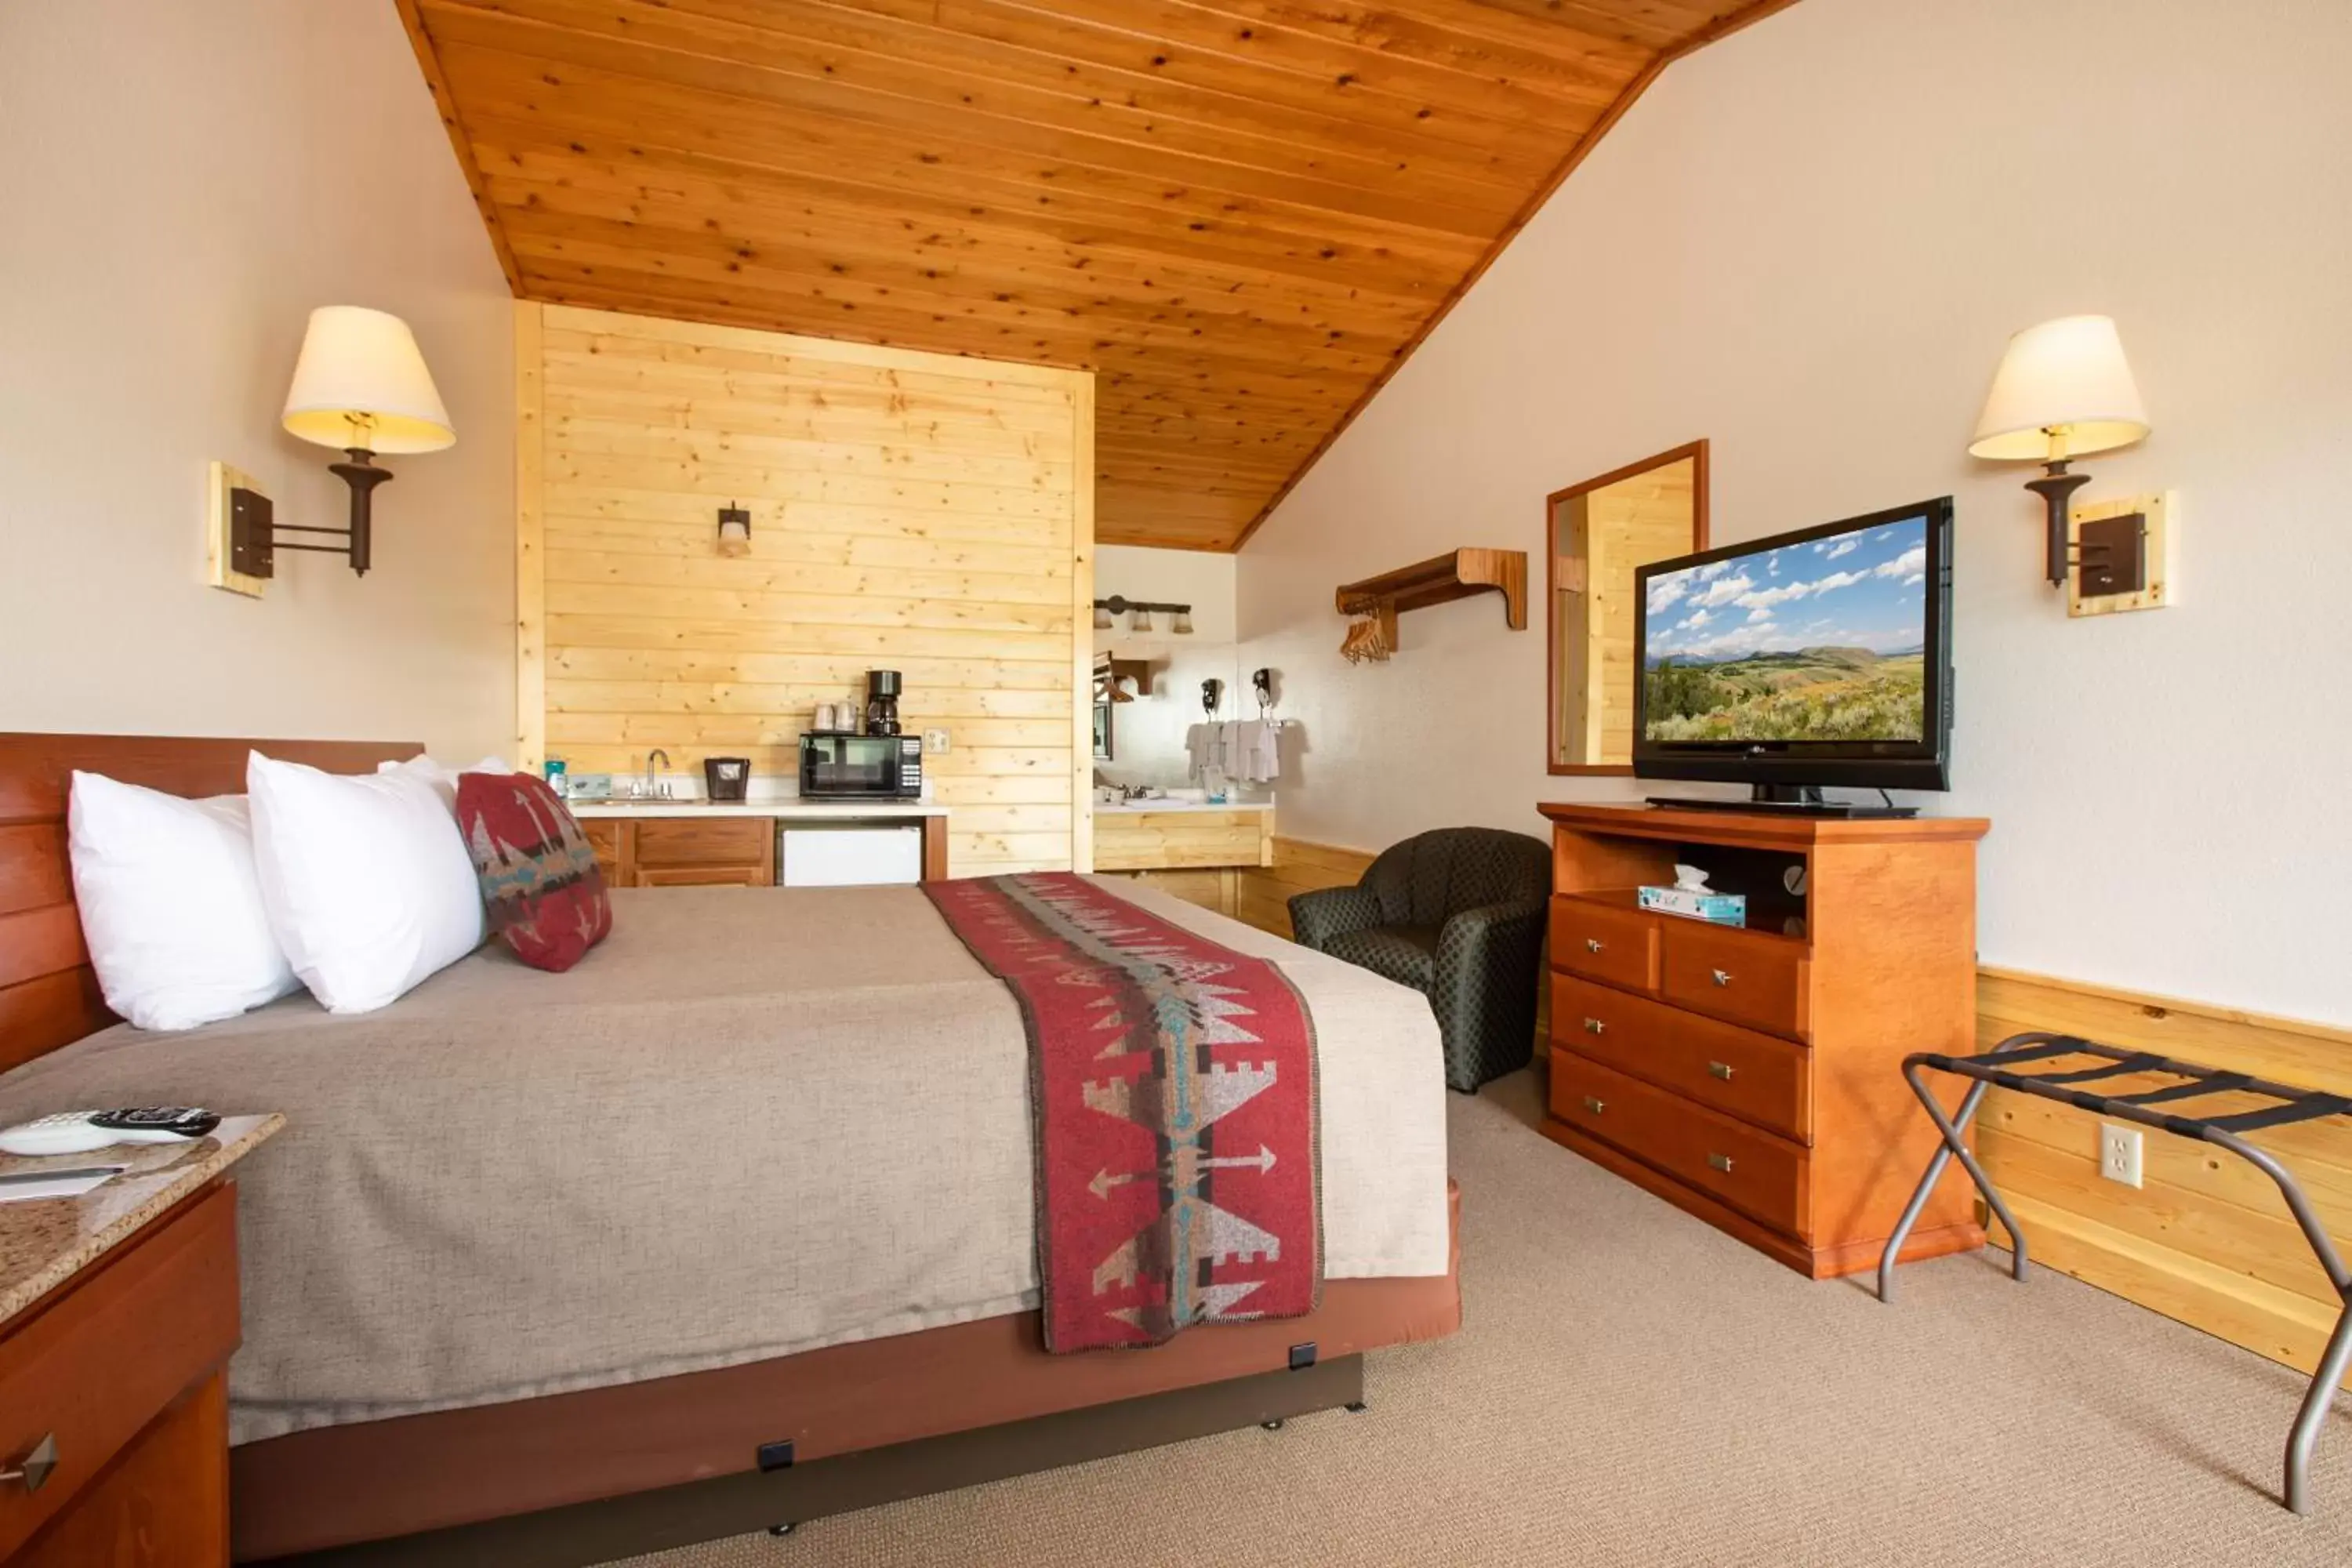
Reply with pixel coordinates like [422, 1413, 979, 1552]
[800, 733, 924, 800]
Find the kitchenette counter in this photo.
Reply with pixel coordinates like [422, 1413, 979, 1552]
[568, 799, 949, 819]
[1094, 799, 1274, 815]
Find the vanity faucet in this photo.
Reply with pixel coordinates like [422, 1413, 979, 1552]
[644, 749, 671, 799]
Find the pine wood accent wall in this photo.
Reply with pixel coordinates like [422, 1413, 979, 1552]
[517, 301, 1094, 876]
[399, 0, 1796, 550]
[1975, 970, 2352, 1392]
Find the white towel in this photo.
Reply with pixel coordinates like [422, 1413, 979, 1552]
[1185, 723, 1218, 782]
[1229, 719, 1280, 784]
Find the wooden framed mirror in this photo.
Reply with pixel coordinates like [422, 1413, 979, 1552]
[1547, 441, 1709, 774]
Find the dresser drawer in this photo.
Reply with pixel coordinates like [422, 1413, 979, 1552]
[1659, 919, 1809, 1040]
[633, 817, 771, 872]
[1550, 1054, 1807, 1236]
[1548, 897, 1658, 993]
[0, 1183, 240, 1559]
[1552, 973, 1812, 1142]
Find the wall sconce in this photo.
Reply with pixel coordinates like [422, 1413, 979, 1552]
[1093, 596, 1194, 634]
[271, 306, 455, 577]
[1968, 314, 2150, 588]
[717, 503, 752, 557]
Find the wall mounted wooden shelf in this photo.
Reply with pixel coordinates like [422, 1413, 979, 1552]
[1093, 655, 1150, 703]
[1334, 548, 1527, 652]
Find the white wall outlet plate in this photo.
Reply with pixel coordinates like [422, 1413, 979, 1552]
[924, 728, 950, 754]
[206, 460, 267, 598]
[2099, 1121, 2143, 1189]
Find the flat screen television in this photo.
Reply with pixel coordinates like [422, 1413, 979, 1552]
[1632, 497, 1954, 814]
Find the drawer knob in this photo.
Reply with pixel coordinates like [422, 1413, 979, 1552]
[1582, 1096, 1606, 1115]
[1708, 1060, 1735, 1080]
[1, 1432, 57, 1494]
[1707, 1152, 1735, 1174]
[1585, 938, 1606, 953]
[1711, 968, 1733, 986]
[1582, 1017, 1606, 1036]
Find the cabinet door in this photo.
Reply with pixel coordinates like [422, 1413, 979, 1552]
[633, 864, 768, 889]
[580, 820, 631, 885]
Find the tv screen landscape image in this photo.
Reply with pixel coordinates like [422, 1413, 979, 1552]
[1641, 513, 1931, 746]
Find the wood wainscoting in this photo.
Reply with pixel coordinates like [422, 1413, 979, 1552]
[1234, 837, 1374, 939]
[516, 302, 1094, 877]
[1975, 969, 2352, 1392]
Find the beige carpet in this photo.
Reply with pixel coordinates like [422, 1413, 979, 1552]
[611, 1072, 2351, 1567]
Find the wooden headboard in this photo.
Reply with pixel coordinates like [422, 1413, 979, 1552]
[0, 734, 423, 1074]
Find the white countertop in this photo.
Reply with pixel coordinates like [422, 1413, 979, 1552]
[568, 800, 949, 819]
[1094, 800, 1275, 815]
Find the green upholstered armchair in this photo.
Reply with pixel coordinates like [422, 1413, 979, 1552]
[1288, 828, 1551, 1093]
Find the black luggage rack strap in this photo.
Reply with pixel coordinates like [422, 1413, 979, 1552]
[1876, 1029, 2352, 1517]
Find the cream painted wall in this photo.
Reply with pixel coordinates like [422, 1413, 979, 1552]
[0, 2, 515, 758]
[1092, 545, 1243, 792]
[1239, 0, 2352, 1025]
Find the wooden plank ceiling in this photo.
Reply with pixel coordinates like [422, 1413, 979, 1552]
[401, 0, 1789, 550]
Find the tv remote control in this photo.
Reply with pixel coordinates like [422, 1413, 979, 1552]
[0, 1109, 221, 1157]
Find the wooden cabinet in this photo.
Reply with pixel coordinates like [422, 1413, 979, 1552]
[583, 816, 773, 888]
[1537, 803, 1989, 1279]
[582, 812, 952, 887]
[1092, 810, 1272, 873]
[1, 1183, 242, 1566]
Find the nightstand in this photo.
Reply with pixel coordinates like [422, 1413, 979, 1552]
[0, 1114, 280, 1566]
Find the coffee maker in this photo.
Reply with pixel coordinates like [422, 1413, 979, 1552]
[863, 670, 903, 736]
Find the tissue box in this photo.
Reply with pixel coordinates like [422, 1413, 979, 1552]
[1638, 885, 1747, 925]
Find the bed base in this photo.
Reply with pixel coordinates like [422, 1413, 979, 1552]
[255, 1355, 1363, 1567]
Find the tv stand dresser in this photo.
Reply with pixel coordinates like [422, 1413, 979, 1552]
[1536, 803, 1990, 1278]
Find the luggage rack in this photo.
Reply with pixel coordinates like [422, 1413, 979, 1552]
[1878, 1030, 2352, 1515]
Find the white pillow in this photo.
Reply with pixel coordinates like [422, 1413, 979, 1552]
[248, 751, 486, 1014]
[375, 753, 511, 812]
[66, 771, 302, 1031]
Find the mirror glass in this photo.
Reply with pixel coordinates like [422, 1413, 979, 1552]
[1091, 626, 1245, 794]
[1548, 443, 1708, 772]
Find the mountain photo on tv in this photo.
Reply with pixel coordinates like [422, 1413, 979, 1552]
[1640, 514, 1930, 745]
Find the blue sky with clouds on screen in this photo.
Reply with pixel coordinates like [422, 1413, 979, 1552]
[1643, 515, 1929, 662]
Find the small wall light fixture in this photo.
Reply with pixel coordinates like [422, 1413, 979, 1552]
[1092, 596, 1194, 634]
[272, 306, 455, 576]
[1968, 314, 2150, 587]
[717, 503, 752, 557]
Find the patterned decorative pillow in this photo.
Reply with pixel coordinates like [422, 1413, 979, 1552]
[454, 772, 612, 973]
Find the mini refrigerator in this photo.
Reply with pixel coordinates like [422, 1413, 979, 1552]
[777, 823, 924, 887]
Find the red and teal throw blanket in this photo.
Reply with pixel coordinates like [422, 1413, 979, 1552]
[924, 873, 1321, 1352]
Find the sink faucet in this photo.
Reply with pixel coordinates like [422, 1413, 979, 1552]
[643, 749, 671, 800]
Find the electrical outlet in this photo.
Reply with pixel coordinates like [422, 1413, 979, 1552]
[2099, 1122, 2143, 1189]
[924, 728, 950, 754]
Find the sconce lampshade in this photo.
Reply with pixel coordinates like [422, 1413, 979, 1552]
[1092, 604, 1112, 630]
[281, 307, 456, 454]
[1967, 314, 2148, 463]
[1172, 609, 1194, 635]
[1131, 608, 1153, 633]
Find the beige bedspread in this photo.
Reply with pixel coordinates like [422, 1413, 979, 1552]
[0, 878, 1449, 1444]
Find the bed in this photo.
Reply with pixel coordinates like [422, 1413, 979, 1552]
[0, 733, 1460, 1565]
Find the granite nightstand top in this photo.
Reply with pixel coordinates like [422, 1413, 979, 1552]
[0, 1112, 281, 1327]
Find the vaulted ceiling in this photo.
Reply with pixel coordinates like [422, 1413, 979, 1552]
[400, 0, 1789, 550]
